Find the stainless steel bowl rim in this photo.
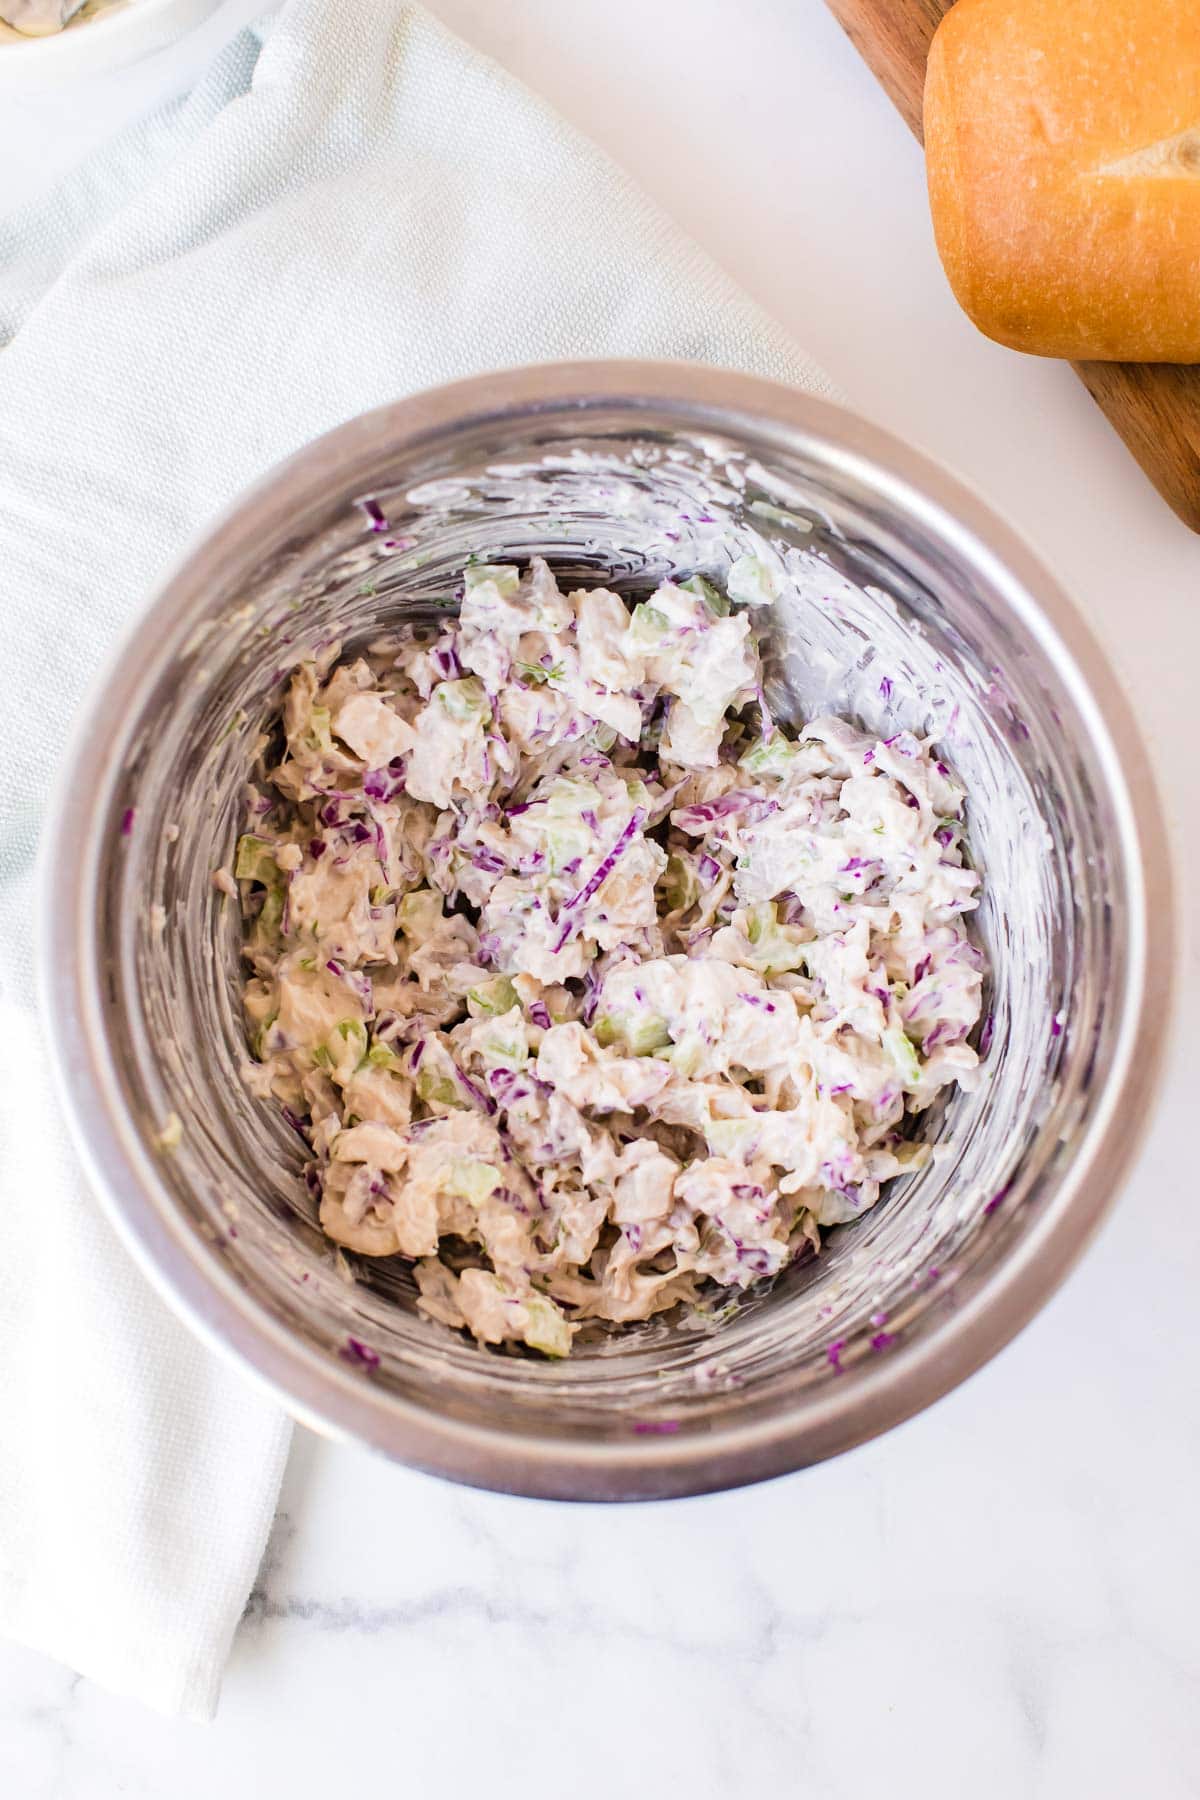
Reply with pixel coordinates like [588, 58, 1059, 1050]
[38, 361, 1176, 1499]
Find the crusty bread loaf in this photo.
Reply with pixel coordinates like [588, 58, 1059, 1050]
[924, 0, 1200, 362]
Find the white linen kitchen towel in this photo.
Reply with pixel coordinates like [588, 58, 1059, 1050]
[0, 0, 836, 1720]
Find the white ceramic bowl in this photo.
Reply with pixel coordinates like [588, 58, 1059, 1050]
[0, 0, 235, 86]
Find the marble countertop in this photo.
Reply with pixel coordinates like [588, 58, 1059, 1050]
[2, 2, 1197, 1794]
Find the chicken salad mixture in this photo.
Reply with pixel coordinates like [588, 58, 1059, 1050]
[236, 558, 984, 1357]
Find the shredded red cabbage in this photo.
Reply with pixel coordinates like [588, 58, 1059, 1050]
[552, 808, 646, 953]
[739, 993, 777, 1014]
[453, 1062, 498, 1115]
[469, 846, 507, 875]
[363, 766, 406, 803]
[673, 791, 765, 829]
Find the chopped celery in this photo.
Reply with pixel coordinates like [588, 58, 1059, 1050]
[444, 1159, 502, 1206]
[398, 888, 442, 937]
[327, 1018, 369, 1081]
[235, 834, 278, 882]
[475, 1014, 528, 1069]
[436, 676, 488, 721]
[740, 733, 799, 779]
[466, 975, 518, 1018]
[706, 1117, 759, 1158]
[415, 1067, 462, 1108]
[463, 563, 519, 598]
[679, 573, 730, 617]
[883, 1024, 922, 1089]
[304, 706, 333, 753]
[743, 902, 808, 974]
[628, 602, 669, 645]
[659, 852, 700, 914]
[594, 1011, 671, 1056]
[523, 1294, 572, 1358]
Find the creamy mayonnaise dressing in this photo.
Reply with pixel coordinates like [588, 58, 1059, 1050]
[235, 559, 983, 1356]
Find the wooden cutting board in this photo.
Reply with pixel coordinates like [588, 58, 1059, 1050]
[824, 0, 1200, 534]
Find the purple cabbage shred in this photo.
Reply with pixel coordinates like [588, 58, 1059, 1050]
[454, 1063, 498, 1115]
[552, 808, 646, 953]
[470, 846, 507, 875]
[364, 766, 406, 803]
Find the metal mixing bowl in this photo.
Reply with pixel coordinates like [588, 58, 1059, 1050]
[40, 362, 1172, 1500]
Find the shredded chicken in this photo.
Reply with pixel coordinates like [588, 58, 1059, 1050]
[235, 558, 983, 1356]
